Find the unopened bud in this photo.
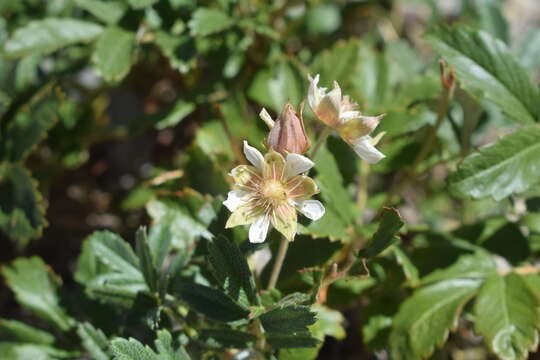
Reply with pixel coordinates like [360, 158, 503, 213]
[439, 60, 455, 90]
[266, 102, 310, 155]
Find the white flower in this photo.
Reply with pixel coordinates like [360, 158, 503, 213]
[308, 74, 386, 164]
[224, 141, 325, 243]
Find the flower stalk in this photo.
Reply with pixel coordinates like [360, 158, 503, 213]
[267, 236, 290, 290]
[310, 126, 333, 159]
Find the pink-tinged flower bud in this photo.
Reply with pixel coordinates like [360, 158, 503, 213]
[266, 103, 310, 155]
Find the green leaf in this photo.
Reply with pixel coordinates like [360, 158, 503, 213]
[178, 283, 249, 323]
[522, 274, 540, 303]
[4, 18, 103, 58]
[199, 329, 257, 349]
[359, 208, 404, 258]
[1, 85, 59, 162]
[136, 227, 158, 293]
[427, 25, 540, 124]
[207, 235, 258, 306]
[0, 319, 54, 345]
[311, 40, 358, 87]
[306, 3, 341, 35]
[75, 235, 110, 284]
[194, 121, 234, 161]
[260, 305, 317, 333]
[248, 59, 305, 112]
[475, 273, 540, 360]
[421, 251, 497, 284]
[74, 0, 126, 24]
[352, 42, 391, 111]
[516, 28, 540, 79]
[86, 273, 146, 307]
[448, 125, 540, 200]
[154, 100, 195, 130]
[0, 343, 76, 359]
[472, 0, 508, 43]
[14, 54, 41, 92]
[146, 198, 213, 252]
[77, 322, 110, 360]
[188, 8, 233, 36]
[147, 223, 172, 271]
[154, 330, 191, 360]
[219, 93, 266, 147]
[89, 231, 141, 278]
[310, 305, 346, 340]
[81, 231, 146, 306]
[392, 245, 420, 285]
[223, 52, 245, 78]
[279, 344, 319, 359]
[1, 257, 73, 331]
[111, 338, 156, 360]
[389, 279, 481, 360]
[129, 100, 196, 135]
[266, 334, 320, 349]
[363, 315, 393, 351]
[92, 27, 135, 83]
[304, 145, 355, 240]
[111, 330, 190, 360]
[126, 0, 158, 9]
[0, 164, 47, 247]
[153, 32, 194, 74]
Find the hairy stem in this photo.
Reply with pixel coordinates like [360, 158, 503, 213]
[267, 237, 289, 290]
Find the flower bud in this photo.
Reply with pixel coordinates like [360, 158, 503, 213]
[266, 103, 310, 155]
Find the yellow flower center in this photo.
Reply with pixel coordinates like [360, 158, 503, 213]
[261, 179, 287, 203]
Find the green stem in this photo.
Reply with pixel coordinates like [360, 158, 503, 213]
[267, 237, 289, 290]
[356, 161, 370, 221]
[253, 318, 267, 352]
[310, 126, 332, 159]
[384, 79, 455, 206]
[410, 83, 454, 174]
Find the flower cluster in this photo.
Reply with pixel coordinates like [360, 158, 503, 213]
[224, 74, 385, 243]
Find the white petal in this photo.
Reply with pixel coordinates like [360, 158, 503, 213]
[243, 141, 265, 170]
[259, 108, 275, 128]
[250, 247, 272, 276]
[351, 136, 385, 164]
[284, 153, 314, 178]
[307, 73, 321, 109]
[223, 190, 249, 212]
[295, 200, 325, 221]
[249, 215, 270, 244]
[326, 81, 342, 111]
[340, 110, 360, 120]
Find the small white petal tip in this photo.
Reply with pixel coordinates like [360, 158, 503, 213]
[243, 141, 265, 170]
[223, 190, 248, 212]
[249, 215, 270, 243]
[285, 153, 314, 178]
[296, 200, 325, 221]
[352, 137, 385, 164]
